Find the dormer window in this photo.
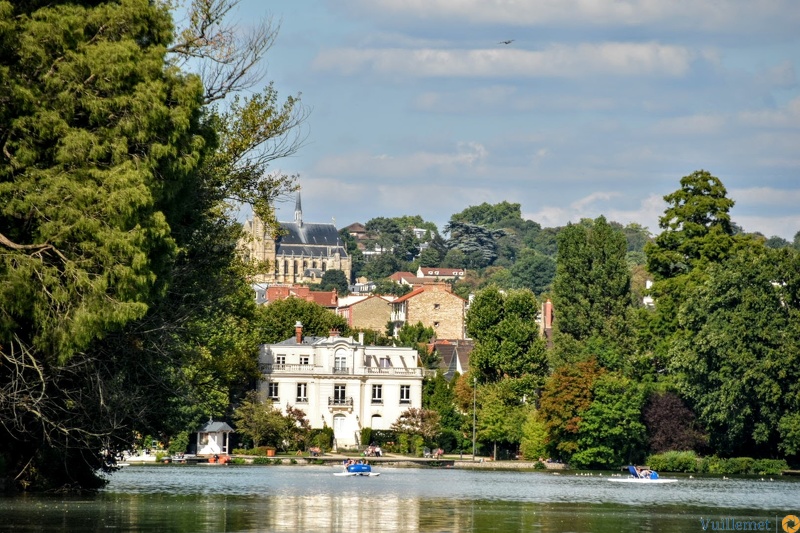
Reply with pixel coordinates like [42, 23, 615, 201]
[434, 303, 440, 310]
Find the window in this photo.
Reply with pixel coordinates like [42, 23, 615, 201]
[299, 356, 309, 365]
[379, 357, 391, 368]
[275, 355, 285, 367]
[334, 384, 346, 405]
[434, 303, 440, 310]
[400, 385, 411, 404]
[296, 383, 308, 403]
[433, 322, 440, 328]
[268, 382, 279, 400]
[372, 384, 383, 404]
[334, 351, 348, 373]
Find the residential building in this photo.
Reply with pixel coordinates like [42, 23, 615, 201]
[338, 294, 394, 333]
[258, 323, 424, 449]
[240, 194, 351, 284]
[416, 267, 466, 280]
[390, 283, 466, 339]
[429, 339, 474, 381]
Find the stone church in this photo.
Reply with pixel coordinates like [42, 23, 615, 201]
[240, 195, 351, 284]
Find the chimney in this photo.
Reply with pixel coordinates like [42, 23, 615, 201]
[329, 328, 340, 338]
[295, 321, 303, 344]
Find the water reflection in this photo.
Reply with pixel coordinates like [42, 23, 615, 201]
[1, 465, 798, 532]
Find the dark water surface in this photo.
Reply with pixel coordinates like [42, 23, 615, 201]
[1, 464, 798, 532]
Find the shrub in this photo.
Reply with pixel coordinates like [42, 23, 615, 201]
[694, 456, 788, 475]
[646, 451, 698, 473]
[252, 457, 272, 465]
[752, 459, 788, 475]
[533, 461, 547, 470]
[231, 458, 247, 465]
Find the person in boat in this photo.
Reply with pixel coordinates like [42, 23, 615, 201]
[635, 466, 652, 478]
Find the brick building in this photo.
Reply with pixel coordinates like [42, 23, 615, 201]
[389, 283, 466, 340]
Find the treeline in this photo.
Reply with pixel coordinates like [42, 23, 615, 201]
[336, 199, 800, 301]
[415, 171, 800, 469]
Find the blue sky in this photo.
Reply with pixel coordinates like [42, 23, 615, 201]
[222, 0, 800, 240]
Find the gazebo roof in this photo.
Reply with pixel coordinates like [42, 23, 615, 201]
[197, 420, 234, 433]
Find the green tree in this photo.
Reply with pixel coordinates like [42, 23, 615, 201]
[443, 221, 505, 269]
[570, 372, 647, 469]
[256, 298, 348, 344]
[509, 249, 556, 294]
[418, 245, 444, 267]
[397, 322, 439, 369]
[450, 201, 523, 229]
[477, 382, 529, 460]
[0, 0, 304, 492]
[233, 391, 288, 448]
[422, 373, 467, 451]
[520, 410, 549, 461]
[318, 269, 349, 295]
[669, 246, 800, 457]
[551, 216, 634, 370]
[645, 170, 735, 280]
[466, 287, 548, 391]
[642, 171, 756, 374]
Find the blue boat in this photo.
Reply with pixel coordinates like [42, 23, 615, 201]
[335, 461, 380, 477]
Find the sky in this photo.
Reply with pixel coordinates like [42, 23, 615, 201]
[221, 0, 800, 240]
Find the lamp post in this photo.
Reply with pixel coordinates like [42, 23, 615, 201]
[472, 377, 477, 461]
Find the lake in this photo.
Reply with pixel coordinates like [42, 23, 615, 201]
[1, 464, 798, 532]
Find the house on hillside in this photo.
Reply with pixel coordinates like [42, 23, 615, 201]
[416, 267, 466, 280]
[258, 323, 424, 449]
[389, 283, 466, 340]
[338, 294, 394, 333]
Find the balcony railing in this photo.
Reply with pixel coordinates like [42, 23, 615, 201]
[260, 363, 317, 374]
[365, 367, 423, 376]
[260, 364, 425, 377]
[328, 396, 353, 407]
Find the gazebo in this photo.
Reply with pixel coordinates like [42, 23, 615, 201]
[196, 419, 234, 456]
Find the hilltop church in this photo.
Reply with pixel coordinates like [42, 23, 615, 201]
[240, 195, 351, 284]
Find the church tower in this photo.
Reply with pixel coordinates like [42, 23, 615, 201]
[294, 193, 303, 226]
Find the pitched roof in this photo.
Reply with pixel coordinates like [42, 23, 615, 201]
[418, 267, 466, 277]
[391, 286, 426, 303]
[432, 339, 474, 380]
[276, 221, 348, 257]
[309, 290, 338, 308]
[197, 420, 234, 433]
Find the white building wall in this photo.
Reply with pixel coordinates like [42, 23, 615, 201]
[258, 333, 424, 449]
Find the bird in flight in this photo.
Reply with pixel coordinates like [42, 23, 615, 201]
[498, 40, 514, 45]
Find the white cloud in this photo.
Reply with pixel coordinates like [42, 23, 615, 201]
[312, 142, 488, 179]
[341, 0, 800, 33]
[738, 96, 800, 129]
[313, 42, 694, 78]
[651, 114, 728, 136]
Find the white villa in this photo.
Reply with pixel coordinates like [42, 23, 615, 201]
[258, 322, 424, 449]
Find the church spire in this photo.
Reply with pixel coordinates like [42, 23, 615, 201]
[294, 193, 303, 226]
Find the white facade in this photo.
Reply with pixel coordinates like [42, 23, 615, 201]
[258, 324, 424, 449]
